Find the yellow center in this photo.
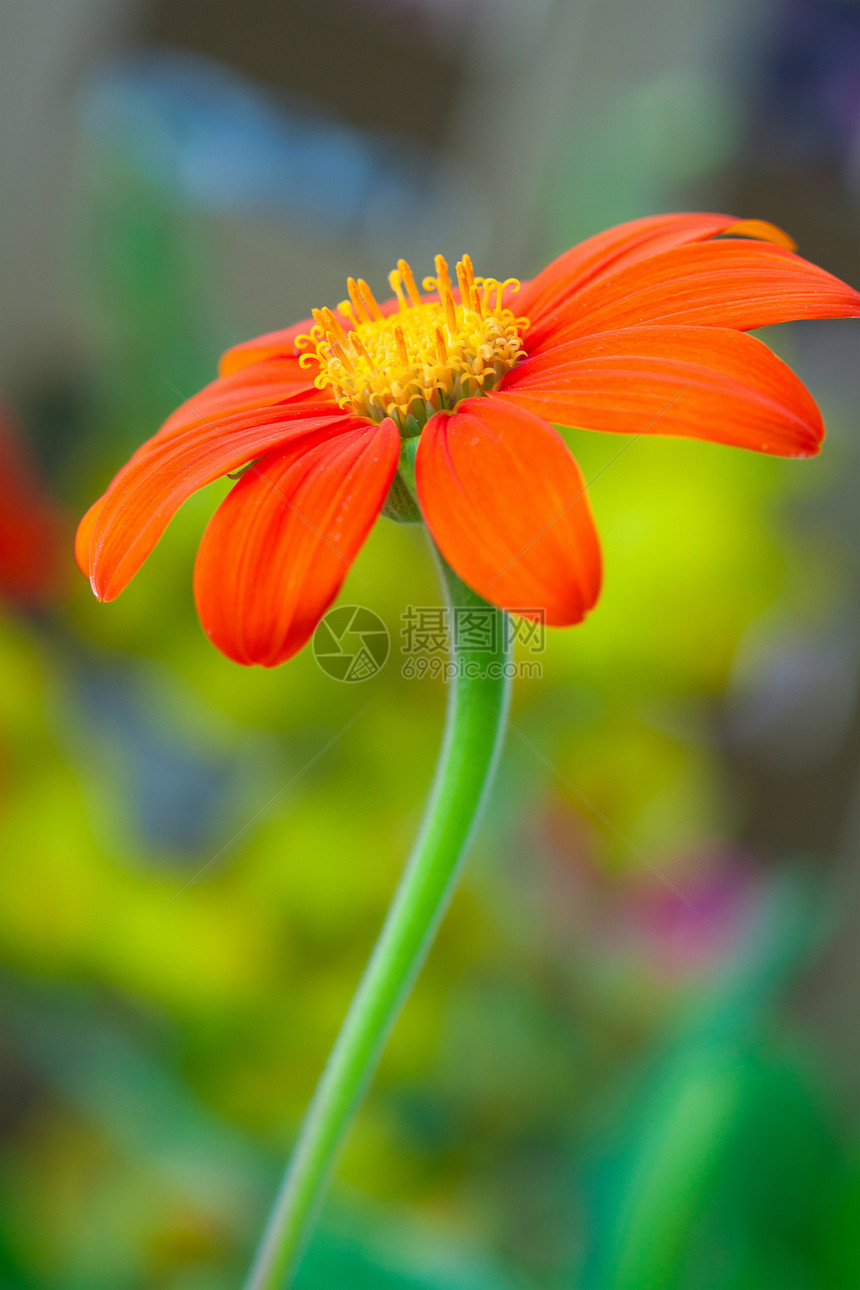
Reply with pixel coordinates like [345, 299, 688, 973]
[296, 255, 528, 434]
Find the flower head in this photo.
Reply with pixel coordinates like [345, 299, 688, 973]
[76, 213, 860, 666]
[298, 256, 527, 431]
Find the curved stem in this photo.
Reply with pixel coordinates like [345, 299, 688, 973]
[244, 549, 512, 1290]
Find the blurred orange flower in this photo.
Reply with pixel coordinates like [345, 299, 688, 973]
[0, 408, 65, 608]
[76, 213, 860, 666]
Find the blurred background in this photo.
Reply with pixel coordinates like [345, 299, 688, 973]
[2, 1, 859, 1287]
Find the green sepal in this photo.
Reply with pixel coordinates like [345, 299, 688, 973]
[381, 437, 422, 524]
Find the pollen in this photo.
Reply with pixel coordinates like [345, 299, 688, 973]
[296, 256, 529, 434]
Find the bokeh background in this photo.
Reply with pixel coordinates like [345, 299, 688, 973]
[2, 1, 860, 1287]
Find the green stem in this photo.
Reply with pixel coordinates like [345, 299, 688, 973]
[243, 549, 512, 1290]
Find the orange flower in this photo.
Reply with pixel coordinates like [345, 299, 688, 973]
[1, 408, 66, 608]
[76, 213, 860, 666]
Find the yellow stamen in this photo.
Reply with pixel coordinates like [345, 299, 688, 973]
[322, 307, 349, 347]
[349, 333, 375, 367]
[397, 259, 422, 308]
[357, 278, 383, 322]
[455, 261, 470, 309]
[388, 270, 408, 311]
[394, 324, 410, 367]
[443, 288, 458, 334]
[337, 299, 357, 327]
[434, 255, 454, 303]
[295, 255, 528, 433]
[347, 278, 368, 323]
[330, 338, 354, 372]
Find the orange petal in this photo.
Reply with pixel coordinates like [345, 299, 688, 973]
[193, 420, 400, 666]
[159, 357, 319, 437]
[87, 404, 362, 602]
[500, 325, 825, 457]
[75, 495, 105, 576]
[415, 396, 602, 626]
[77, 357, 321, 586]
[219, 321, 314, 376]
[517, 213, 747, 333]
[219, 288, 445, 377]
[531, 240, 860, 347]
[723, 218, 796, 251]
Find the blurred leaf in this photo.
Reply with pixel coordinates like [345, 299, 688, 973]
[578, 876, 859, 1290]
